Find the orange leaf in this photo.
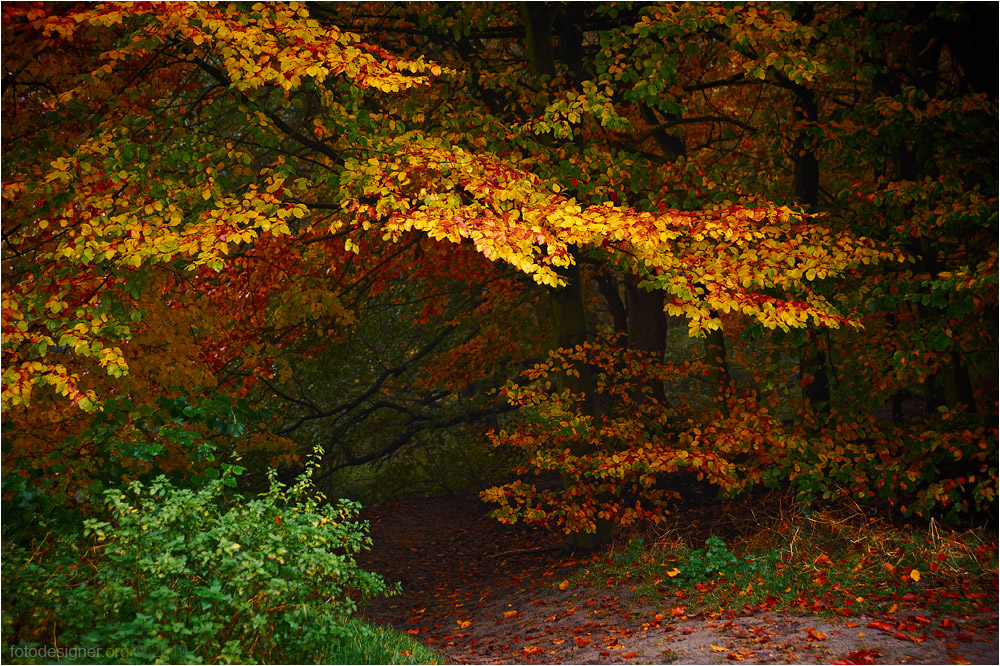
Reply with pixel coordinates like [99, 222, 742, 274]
[504, 610, 519, 618]
[807, 628, 826, 641]
[671, 606, 686, 617]
[710, 645, 728, 652]
[559, 579, 569, 590]
[622, 651, 638, 658]
[552, 639, 565, 645]
[523, 646, 544, 655]
[457, 620, 471, 629]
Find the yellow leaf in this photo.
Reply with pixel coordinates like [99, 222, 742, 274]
[457, 620, 471, 629]
[710, 645, 727, 652]
[909, 569, 921, 582]
[504, 610, 518, 618]
[665, 568, 681, 577]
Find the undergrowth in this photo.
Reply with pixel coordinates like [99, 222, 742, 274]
[1, 455, 445, 665]
[568, 503, 998, 620]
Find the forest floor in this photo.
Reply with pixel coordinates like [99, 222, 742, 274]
[357, 492, 998, 665]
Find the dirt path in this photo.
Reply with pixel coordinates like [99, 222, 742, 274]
[357, 495, 998, 664]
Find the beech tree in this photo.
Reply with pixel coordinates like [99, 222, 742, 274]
[3, 2, 995, 543]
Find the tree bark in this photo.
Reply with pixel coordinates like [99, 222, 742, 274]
[625, 275, 667, 403]
[788, 78, 830, 415]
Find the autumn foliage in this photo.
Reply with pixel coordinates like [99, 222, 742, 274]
[2, 1, 997, 548]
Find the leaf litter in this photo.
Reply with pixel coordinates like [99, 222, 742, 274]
[357, 494, 997, 664]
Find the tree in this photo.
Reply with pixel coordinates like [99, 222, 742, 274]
[3, 2, 995, 547]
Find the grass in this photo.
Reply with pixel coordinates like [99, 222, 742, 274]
[566, 501, 998, 620]
[328, 617, 445, 664]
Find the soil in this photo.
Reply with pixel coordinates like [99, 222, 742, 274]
[356, 494, 999, 665]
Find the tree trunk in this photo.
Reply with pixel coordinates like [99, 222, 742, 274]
[519, 7, 607, 546]
[789, 78, 830, 415]
[703, 324, 731, 410]
[625, 275, 667, 403]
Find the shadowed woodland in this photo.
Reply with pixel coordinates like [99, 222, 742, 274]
[2, 2, 997, 663]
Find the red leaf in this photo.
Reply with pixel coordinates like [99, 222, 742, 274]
[835, 649, 883, 664]
[866, 620, 897, 633]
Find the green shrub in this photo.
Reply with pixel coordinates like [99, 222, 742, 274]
[2, 463, 401, 664]
[678, 535, 775, 584]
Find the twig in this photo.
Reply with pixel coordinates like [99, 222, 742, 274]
[488, 545, 563, 559]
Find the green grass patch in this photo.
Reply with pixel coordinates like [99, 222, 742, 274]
[329, 617, 444, 665]
[566, 508, 997, 619]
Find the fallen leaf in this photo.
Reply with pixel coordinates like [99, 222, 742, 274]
[834, 649, 883, 665]
[654, 613, 666, 622]
[665, 567, 681, 577]
[807, 628, 827, 641]
[504, 610, 518, 618]
[552, 639, 565, 645]
[671, 606, 686, 617]
[909, 569, 921, 582]
[867, 620, 897, 633]
[622, 651, 638, 658]
[559, 579, 569, 590]
[457, 620, 471, 629]
[710, 645, 728, 652]
[523, 646, 544, 655]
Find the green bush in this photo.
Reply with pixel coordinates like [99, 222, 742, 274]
[678, 535, 775, 584]
[2, 463, 402, 664]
